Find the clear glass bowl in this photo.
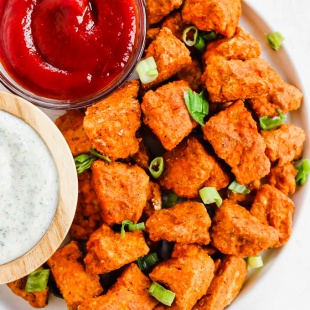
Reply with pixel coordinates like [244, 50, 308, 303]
[0, 0, 146, 110]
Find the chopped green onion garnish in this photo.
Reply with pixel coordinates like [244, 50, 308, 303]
[149, 282, 175, 306]
[228, 180, 250, 194]
[137, 253, 160, 272]
[266, 31, 285, 51]
[182, 26, 198, 47]
[295, 159, 310, 186]
[247, 255, 264, 269]
[136, 56, 158, 84]
[259, 109, 286, 131]
[89, 148, 111, 163]
[149, 157, 164, 178]
[194, 35, 206, 53]
[25, 269, 50, 292]
[184, 89, 209, 126]
[164, 191, 178, 208]
[199, 187, 222, 207]
[120, 220, 145, 239]
[200, 30, 218, 42]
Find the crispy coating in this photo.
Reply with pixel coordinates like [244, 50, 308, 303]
[91, 160, 149, 225]
[202, 58, 271, 102]
[55, 109, 91, 156]
[160, 136, 229, 198]
[78, 264, 158, 310]
[146, 201, 212, 244]
[83, 80, 141, 160]
[250, 184, 295, 247]
[268, 162, 298, 196]
[146, 0, 183, 25]
[182, 0, 242, 38]
[211, 200, 279, 257]
[261, 123, 306, 166]
[149, 244, 215, 310]
[202, 100, 270, 184]
[84, 224, 149, 274]
[155, 304, 180, 310]
[141, 80, 197, 150]
[130, 139, 150, 170]
[7, 276, 49, 308]
[47, 241, 103, 310]
[162, 11, 188, 40]
[70, 170, 102, 241]
[203, 26, 261, 64]
[194, 256, 247, 310]
[143, 181, 162, 218]
[143, 27, 192, 89]
[248, 68, 303, 118]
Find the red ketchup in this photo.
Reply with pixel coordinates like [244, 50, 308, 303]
[0, 0, 137, 99]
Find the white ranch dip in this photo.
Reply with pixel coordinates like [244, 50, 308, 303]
[0, 110, 58, 265]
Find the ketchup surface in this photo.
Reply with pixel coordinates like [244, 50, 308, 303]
[0, 0, 137, 99]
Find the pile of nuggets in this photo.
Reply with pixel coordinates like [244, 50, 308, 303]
[8, 0, 306, 309]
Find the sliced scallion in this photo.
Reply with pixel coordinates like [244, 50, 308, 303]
[247, 255, 264, 269]
[228, 180, 250, 194]
[164, 191, 178, 208]
[89, 148, 111, 163]
[25, 269, 50, 292]
[149, 282, 175, 306]
[201, 30, 218, 42]
[259, 109, 286, 131]
[194, 35, 206, 53]
[199, 187, 222, 207]
[295, 159, 310, 186]
[137, 253, 160, 272]
[120, 220, 145, 239]
[136, 57, 158, 84]
[182, 26, 198, 47]
[265, 32, 285, 51]
[149, 157, 164, 178]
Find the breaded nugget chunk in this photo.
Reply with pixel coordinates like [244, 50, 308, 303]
[155, 304, 180, 310]
[146, 0, 183, 25]
[182, 0, 242, 38]
[202, 58, 271, 102]
[83, 80, 141, 160]
[146, 201, 211, 244]
[7, 276, 49, 308]
[141, 80, 197, 150]
[55, 109, 91, 156]
[202, 100, 270, 184]
[194, 256, 247, 310]
[91, 160, 149, 225]
[143, 181, 162, 218]
[250, 184, 295, 247]
[130, 139, 150, 171]
[211, 200, 279, 257]
[162, 11, 188, 40]
[84, 224, 149, 274]
[268, 162, 298, 196]
[248, 68, 303, 118]
[160, 136, 229, 198]
[149, 244, 215, 310]
[261, 123, 306, 166]
[203, 26, 261, 64]
[47, 241, 103, 310]
[143, 27, 192, 89]
[78, 264, 158, 310]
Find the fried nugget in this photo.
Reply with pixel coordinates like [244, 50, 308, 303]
[143, 181, 162, 218]
[84, 224, 149, 274]
[78, 264, 158, 310]
[160, 136, 229, 198]
[202, 100, 270, 184]
[130, 139, 150, 171]
[91, 160, 149, 225]
[261, 123, 306, 166]
[202, 58, 271, 102]
[141, 80, 197, 150]
[149, 244, 215, 310]
[47, 241, 103, 310]
[250, 184, 295, 247]
[194, 256, 247, 310]
[182, 0, 242, 38]
[162, 11, 189, 40]
[83, 80, 141, 160]
[211, 200, 279, 257]
[146, 201, 211, 244]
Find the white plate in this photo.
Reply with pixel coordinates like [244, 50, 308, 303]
[1, 2, 310, 309]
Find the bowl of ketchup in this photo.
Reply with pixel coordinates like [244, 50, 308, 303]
[0, 0, 146, 109]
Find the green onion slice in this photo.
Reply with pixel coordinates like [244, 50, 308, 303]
[149, 157, 164, 178]
[149, 282, 175, 306]
[259, 109, 286, 131]
[265, 31, 285, 51]
[25, 269, 50, 292]
[137, 253, 160, 272]
[120, 220, 145, 239]
[89, 148, 111, 163]
[164, 191, 178, 208]
[228, 180, 250, 194]
[247, 255, 264, 269]
[194, 35, 206, 53]
[201, 30, 218, 42]
[184, 89, 209, 126]
[295, 159, 310, 186]
[136, 57, 158, 84]
[199, 187, 222, 207]
[182, 26, 198, 47]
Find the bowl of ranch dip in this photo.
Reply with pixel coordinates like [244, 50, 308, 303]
[0, 91, 78, 284]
